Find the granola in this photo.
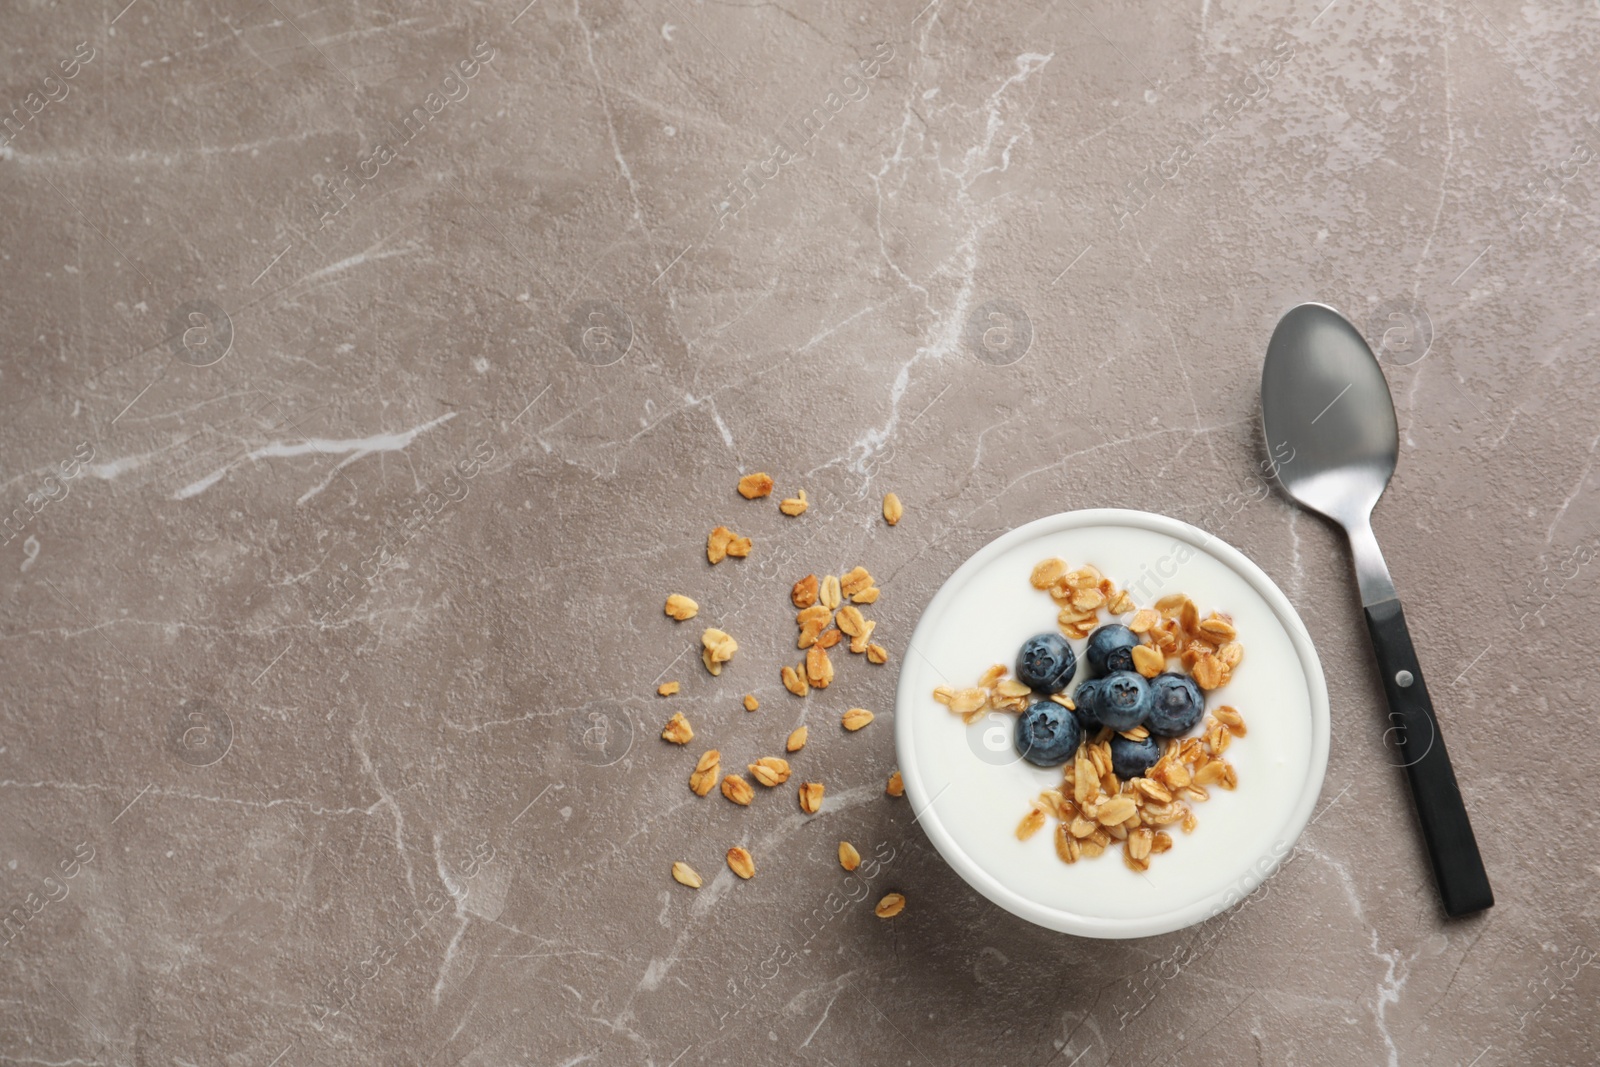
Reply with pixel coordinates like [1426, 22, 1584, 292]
[935, 557, 1249, 870]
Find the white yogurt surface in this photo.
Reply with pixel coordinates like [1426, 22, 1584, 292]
[894, 510, 1329, 939]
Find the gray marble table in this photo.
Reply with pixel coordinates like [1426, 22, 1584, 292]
[2, 0, 1596, 1063]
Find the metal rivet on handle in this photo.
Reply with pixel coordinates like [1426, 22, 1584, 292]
[1395, 670, 1414, 688]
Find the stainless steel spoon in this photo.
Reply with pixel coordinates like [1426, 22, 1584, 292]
[1262, 302, 1493, 917]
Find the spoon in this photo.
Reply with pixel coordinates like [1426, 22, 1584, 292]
[1261, 302, 1493, 917]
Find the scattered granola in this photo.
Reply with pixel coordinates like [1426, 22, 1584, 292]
[805, 646, 834, 688]
[820, 574, 841, 610]
[781, 664, 809, 697]
[661, 712, 694, 744]
[726, 846, 756, 879]
[744, 694, 759, 712]
[664, 594, 699, 621]
[779, 490, 809, 516]
[702, 628, 738, 676]
[707, 525, 752, 564]
[838, 841, 861, 871]
[748, 757, 791, 787]
[722, 774, 755, 806]
[798, 781, 824, 814]
[689, 750, 720, 797]
[841, 708, 875, 732]
[671, 861, 703, 888]
[738, 472, 775, 499]
[785, 726, 808, 752]
[866, 643, 889, 664]
[883, 493, 903, 526]
[657, 681, 680, 697]
[840, 566, 873, 599]
[885, 771, 904, 797]
[791, 574, 819, 608]
[874, 893, 905, 919]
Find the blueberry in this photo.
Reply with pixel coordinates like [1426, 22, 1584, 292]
[1110, 735, 1162, 779]
[1015, 633, 1078, 693]
[1145, 672, 1205, 737]
[1096, 671, 1152, 731]
[1015, 700, 1083, 767]
[1071, 677, 1106, 726]
[1085, 624, 1139, 677]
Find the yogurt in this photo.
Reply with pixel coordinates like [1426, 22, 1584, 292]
[894, 509, 1330, 939]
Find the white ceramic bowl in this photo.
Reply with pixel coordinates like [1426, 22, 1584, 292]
[894, 509, 1329, 939]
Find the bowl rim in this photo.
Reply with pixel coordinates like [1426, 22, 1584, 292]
[893, 507, 1331, 939]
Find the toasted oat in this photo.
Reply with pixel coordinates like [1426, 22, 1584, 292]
[657, 681, 680, 697]
[842, 708, 875, 732]
[839, 567, 873, 598]
[1080, 836, 1107, 858]
[836, 605, 866, 637]
[690, 750, 720, 796]
[749, 757, 792, 787]
[786, 726, 808, 752]
[781, 664, 809, 697]
[1214, 704, 1243, 727]
[886, 771, 904, 797]
[874, 893, 906, 919]
[707, 526, 740, 564]
[664, 594, 699, 621]
[1131, 644, 1165, 679]
[817, 628, 843, 650]
[951, 688, 986, 715]
[1118, 725, 1151, 741]
[805, 646, 834, 688]
[1016, 804, 1048, 840]
[1160, 761, 1192, 790]
[839, 841, 862, 871]
[1048, 693, 1077, 710]
[726, 846, 756, 878]
[1133, 778, 1172, 804]
[703, 628, 738, 661]
[671, 861, 702, 888]
[1128, 608, 1161, 634]
[727, 533, 752, 558]
[1218, 640, 1244, 669]
[792, 574, 819, 608]
[1031, 558, 1069, 589]
[1181, 812, 1198, 834]
[1097, 796, 1138, 826]
[850, 586, 880, 604]
[1128, 827, 1154, 861]
[866, 643, 889, 664]
[933, 686, 955, 707]
[1198, 615, 1236, 641]
[1108, 590, 1135, 615]
[1191, 653, 1225, 690]
[848, 620, 877, 654]
[744, 694, 759, 712]
[820, 574, 841, 610]
[1122, 844, 1151, 872]
[1055, 824, 1081, 864]
[738, 472, 775, 499]
[978, 664, 1008, 688]
[1151, 831, 1173, 854]
[722, 774, 755, 805]
[1073, 751, 1097, 806]
[883, 492, 903, 526]
[798, 781, 824, 814]
[661, 712, 694, 744]
[779, 489, 809, 516]
[1071, 588, 1106, 612]
[1192, 761, 1227, 787]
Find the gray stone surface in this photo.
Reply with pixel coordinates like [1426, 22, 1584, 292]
[2, 0, 1597, 1063]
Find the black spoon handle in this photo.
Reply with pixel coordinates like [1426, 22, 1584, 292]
[1363, 598, 1494, 916]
